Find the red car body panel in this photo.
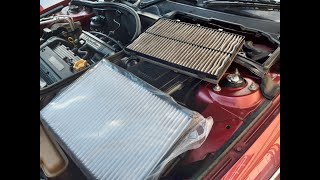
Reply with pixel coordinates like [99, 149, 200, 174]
[185, 76, 265, 164]
[203, 94, 280, 179]
[222, 113, 280, 180]
[40, 0, 68, 14]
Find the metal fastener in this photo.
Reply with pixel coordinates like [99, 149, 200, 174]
[226, 74, 244, 84]
[213, 84, 221, 92]
[235, 68, 240, 76]
[235, 146, 242, 152]
[248, 82, 258, 91]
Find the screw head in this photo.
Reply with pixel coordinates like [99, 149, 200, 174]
[248, 82, 258, 91]
[213, 84, 221, 92]
[236, 146, 242, 152]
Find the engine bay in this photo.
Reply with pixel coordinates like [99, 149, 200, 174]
[40, 1, 280, 179]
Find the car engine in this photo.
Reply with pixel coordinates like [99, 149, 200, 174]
[40, 0, 280, 179]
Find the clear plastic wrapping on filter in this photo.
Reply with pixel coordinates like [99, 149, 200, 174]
[40, 59, 213, 180]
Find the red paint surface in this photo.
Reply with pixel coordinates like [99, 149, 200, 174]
[203, 94, 280, 179]
[58, 6, 93, 29]
[185, 75, 264, 164]
[221, 113, 280, 180]
[40, 0, 69, 14]
[40, 5, 93, 32]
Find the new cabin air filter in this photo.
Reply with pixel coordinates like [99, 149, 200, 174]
[40, 60, 210, 179]
[126, 18, 245, 83]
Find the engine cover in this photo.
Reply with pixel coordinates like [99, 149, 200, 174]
[40, 31, 117, 88]
[40, 45, 78, 86]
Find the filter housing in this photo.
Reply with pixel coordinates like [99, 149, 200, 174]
[127, 18, 245, 83]
[40, 60, 212, 179]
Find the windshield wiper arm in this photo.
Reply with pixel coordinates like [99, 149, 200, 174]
[214, 0, 280, 5]
[200, 0, 280, 10]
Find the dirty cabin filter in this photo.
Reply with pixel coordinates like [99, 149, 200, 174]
[40, 60, 207, 179]
[127, 18, 245, 83]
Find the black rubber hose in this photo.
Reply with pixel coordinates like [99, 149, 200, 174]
[70, 0, 141, 42]
[77, 43, 89, 59]
[89, 31, 125, 50]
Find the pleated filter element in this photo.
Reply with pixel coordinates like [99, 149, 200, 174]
[127, 18, 245, 84]
[40, 60, 205, 179]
